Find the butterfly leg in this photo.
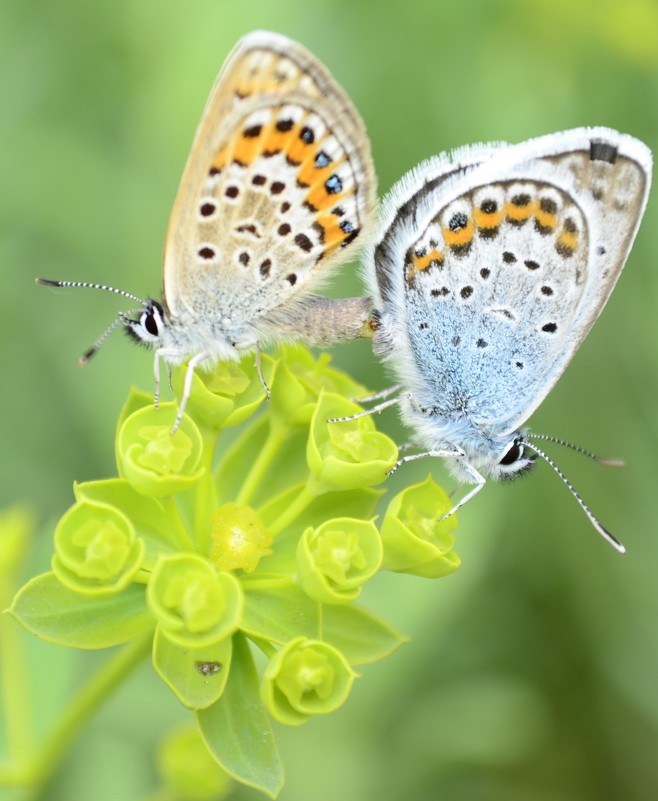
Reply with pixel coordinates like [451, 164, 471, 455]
[351, 384, 404, 404]
[153, 347, 184, 410]
[254, 342, 271, 400]
[172, 351, 210, 434]
[327, 393, 411, 423]
[438, 463, 487, 521]
[387, 446, 465, 476]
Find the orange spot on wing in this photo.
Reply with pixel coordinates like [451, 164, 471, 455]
[443, 219, 475, 247]
[297, 159, 335, 188]
[413, 249, 444, 271]
[473, 208, 504, 229]
[262, 127, 289, 155]
[535, 208, 557, 231]
[306, 185, 347, 211]
[557, 230, 578, 251]
[233, 134, 262, 166]
[210, 146, 228, 172]
[286, 130, 312, 164]
[504, 200, 534, 222]
[317, 216, 346, 247]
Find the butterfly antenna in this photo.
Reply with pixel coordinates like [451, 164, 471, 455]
[36, 278, 145, 306]
[524, 439, 626, 554]
[78, 308, 142, 364]
[37, 279, 147, 364]
[530, 433, 624, 468]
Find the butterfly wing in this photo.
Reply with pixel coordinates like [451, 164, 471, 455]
[163, 31, 376, 343]
[369, 128, 651, 436]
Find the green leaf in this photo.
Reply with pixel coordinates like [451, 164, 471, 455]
[153, 627, 232, 710]
[321, 604, 409, 665]
[9, 572, 154, 649]
[241, 587, 320, 644]
[198, 633, 284, 798]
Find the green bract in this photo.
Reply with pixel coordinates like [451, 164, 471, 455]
[261, 637, 356, 726]
[10, 344, 460, 798]
[380, 475, 461, 578]
[297, 518, 382, 603]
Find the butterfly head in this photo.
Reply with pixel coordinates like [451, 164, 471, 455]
[122, 299, 167, 349]
[493, 434, 538, 481]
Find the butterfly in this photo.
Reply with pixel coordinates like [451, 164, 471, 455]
[358, 128, 652, 552]
[38, 31, 376, 430]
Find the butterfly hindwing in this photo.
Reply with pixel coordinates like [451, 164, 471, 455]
[164, 32, 376, 342]
[370, 128, 652, 435]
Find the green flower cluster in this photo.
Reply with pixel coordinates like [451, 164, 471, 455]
[10, 345, 460, 798]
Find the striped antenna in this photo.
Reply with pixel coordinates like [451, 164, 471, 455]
[529, 433, 624, 468]
[36, 278, 145, 306]
[524, 438, 626, 554]
[37, 278, 147, 363]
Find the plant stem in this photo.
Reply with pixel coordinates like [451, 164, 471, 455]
[267, 485, 316, 538]
[24, 634, 152, 799]
[235, 423, 287, 507]
[161, 496, 195, 552]
[194, 428, 220, 554]
[0, 600, 32, 772]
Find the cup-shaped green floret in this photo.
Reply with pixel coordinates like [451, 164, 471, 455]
[148, 554, 243, 647]
[52, 500, 145, 596]
[171, 354, 275, 430]
[307, 393, 398, 492]
[261, 638, 356, 726]
[117, 403, 204, 497]
[297, 518, 382, 603]
[210, 503, 272, 573]
[380, 475, 461, 578]
[271, 345, 367, 426]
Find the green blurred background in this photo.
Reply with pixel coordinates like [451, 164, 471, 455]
[2, 0, 658, 798]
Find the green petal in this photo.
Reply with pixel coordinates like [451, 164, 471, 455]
[198, 633, 284, 799]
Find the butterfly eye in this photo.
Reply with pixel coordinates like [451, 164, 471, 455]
[499, 439, 524, 466]
[140, 310, 158, 337]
